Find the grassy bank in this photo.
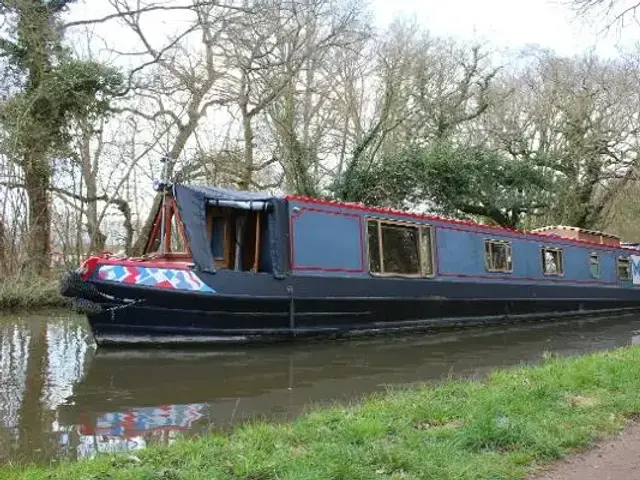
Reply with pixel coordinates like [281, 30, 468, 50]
[5, 347, 640, 479]
[0, 275, 67, 310]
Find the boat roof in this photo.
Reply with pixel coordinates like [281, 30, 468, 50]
[177, 184, 278, 202]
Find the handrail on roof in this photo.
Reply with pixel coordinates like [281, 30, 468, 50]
[206, 199, 272, 211]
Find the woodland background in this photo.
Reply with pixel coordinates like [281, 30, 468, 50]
[1, 0, 640, 276]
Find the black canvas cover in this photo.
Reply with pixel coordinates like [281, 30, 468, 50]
[172, 184, 288, 277]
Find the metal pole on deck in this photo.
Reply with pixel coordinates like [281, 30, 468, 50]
[154, 155, 173, 254]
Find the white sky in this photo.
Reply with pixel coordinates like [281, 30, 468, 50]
[68, 0, 639, 59]
[371, 0, 638, 57]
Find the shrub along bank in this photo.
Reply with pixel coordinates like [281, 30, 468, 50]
[0, 275, 67, 310]
[4, 346, 640, 479]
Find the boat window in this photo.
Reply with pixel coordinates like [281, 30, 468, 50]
[211, 217, 227, 260]
[589, 253, 600, 278]
[366, 219, 433, 276]
[484, 240, 512, 273]
[541, 247, 563, 275]
[618, 257, 631, 281]
[206, 207, 233, 269]
[381, 223, 420, 275]
[205, 205, 264, 272]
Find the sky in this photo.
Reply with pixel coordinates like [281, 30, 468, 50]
[371, 0, 638, 57]
[65, 0, 639, 61]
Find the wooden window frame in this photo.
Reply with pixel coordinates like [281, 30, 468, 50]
[252, 213, 261, 272]
[617, 256, 631, 281]
[365, 217, 435, 278]
[483, 239, 513, 273]
[588, 252, 600, 279]
[205, 208, 261, 272]
[541, 246, 564, 276]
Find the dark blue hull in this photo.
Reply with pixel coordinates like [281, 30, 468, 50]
[81, 271, 640, 345]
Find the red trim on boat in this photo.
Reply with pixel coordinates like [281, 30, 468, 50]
[78, 256, 100, 280]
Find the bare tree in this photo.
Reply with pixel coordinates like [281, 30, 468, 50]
[223, 0, 369, 193]
[479, 48, 640, 229]
[55, 0, 369, 254]
[334, 19, 500, 203]
[333, 24, 414, 201]
[569, 0, 640, 29]
[105, 0, 241, 253]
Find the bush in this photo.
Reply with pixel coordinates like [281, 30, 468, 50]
[0, 274, 68, 310]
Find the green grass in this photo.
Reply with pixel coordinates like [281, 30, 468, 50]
[0, 274, 68, 310]
[5, 347, 640, 479]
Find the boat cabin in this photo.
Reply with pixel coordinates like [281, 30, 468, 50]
[141, 184, 640, 288]
[142, 185, 283, 275]
[282, 195, 640, 287]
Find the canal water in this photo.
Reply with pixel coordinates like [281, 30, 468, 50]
[1, 311, 640, 466]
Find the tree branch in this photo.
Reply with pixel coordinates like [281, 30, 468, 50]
[61, 1, 251, 31]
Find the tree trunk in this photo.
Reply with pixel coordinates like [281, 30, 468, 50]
[277, 84, 318, 197]
[84, 173, 106, 254]
[238, 102, 254, 190]
[0, 215, 5, 274]
[113, 198, 134, 255]
[24, 156, 51, 274]
[80, 123, 107, 254]
[132, 194, 162, 256]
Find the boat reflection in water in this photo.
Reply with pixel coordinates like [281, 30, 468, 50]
[87, 404, 206, 438]
[72, 403, 206, 459]
[58, 316, 640, 460]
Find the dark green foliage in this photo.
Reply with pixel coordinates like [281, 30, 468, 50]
[1, 59, 122, 156]
[1, 52, 123, 158]
[333, 141, 554, 228]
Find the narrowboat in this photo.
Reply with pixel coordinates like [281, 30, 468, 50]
[60, 182, 640, 346]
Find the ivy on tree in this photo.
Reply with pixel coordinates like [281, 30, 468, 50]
[0, 0, 123, 273]
[333, 141, 554, 229]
